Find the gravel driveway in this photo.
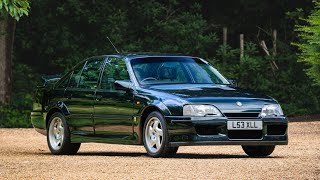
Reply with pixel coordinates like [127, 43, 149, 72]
[0, 121, 319, 179]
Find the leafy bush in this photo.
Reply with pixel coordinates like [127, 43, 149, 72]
[212, 42, 320, 116]
[0, 63, 39, 128]
[294, 1, 320, 85]
[0, 104, 31, 128]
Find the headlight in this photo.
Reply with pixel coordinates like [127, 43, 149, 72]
[260, 104, 284, 118]
[183, 105, 222, 117]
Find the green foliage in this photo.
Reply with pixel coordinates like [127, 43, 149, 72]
[0, 63, 37, 127]
[295, 1, 320, 85]
[0, 0, 31, 127]
[126, 0, 217, 57]
[14, 0, 217, 70]
[0, 104, 31, 127]
[0, 0, 30, 20]
[213, 42, 319, 116]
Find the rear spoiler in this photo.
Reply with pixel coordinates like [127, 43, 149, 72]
[40, 75, 61, 87]
[33, 75, 61, 112]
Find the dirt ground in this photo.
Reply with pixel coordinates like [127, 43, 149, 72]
[0, 121, 319, 179]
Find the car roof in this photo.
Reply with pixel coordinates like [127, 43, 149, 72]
[73, 53, 201, 70]
[74, 53, 201, 68]
[61, 53, 204, 81]
[102, 53, 198, 60]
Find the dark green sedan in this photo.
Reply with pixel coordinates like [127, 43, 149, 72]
[31, 54, 288, 157]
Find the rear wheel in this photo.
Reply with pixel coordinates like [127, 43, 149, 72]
[242, 145, 275, 157]
[143, 111, 178, 157]
[47, 112, 81, 155]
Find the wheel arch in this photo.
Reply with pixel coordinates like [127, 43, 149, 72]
[138, 103, 170, 144]
[46, 102, 70, 129]
[46, 108, 63, 129]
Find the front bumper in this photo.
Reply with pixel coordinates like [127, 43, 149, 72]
[165, 116, 288, 147]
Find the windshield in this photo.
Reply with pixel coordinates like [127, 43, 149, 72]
[131, 57, 230, 85]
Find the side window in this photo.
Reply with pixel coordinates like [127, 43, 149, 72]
[69, 62, 86, 88]
[78, 59, 103, 89]
[57, 74, 71, 88]
[100, 57, 130, 91]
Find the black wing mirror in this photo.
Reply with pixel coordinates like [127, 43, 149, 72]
[228, 79, 237, 87]
[114, 80, 133, 91]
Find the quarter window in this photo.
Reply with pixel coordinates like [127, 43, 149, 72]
[57, 74, 71, 88]
[68, 62, 86, 88]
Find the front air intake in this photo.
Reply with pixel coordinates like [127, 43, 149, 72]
[224, 113, 260, 118]
[195, 125, 220, 135]
[228, 130, 262, 139]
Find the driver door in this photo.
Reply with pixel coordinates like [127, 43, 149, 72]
[93, 57, 136, 143]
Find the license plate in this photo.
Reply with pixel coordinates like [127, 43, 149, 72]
[227, 121, 262, 130]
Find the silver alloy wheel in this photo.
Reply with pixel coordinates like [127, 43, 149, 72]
[144, 117, 164, 153]
[48, 117, 64, 150]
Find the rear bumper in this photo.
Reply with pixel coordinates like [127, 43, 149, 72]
[165, 116, 288, 147]
[30, 111, 46, 135]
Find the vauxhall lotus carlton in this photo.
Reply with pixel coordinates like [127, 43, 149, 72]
[31, 54, 288, 157]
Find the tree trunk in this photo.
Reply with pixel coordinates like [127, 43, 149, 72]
[240, 34, 244, 63]
[0, 16, 15, 104]
[222, 27, 227, 66]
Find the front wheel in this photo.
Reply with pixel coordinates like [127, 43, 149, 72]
[242, 145, 275, 157]
[47, 112, 81, 155]
[143, 111, 178, 157]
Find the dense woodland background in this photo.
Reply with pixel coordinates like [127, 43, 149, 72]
[1, 0, 320, 127]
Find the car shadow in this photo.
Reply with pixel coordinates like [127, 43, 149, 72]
[37, 151, 284, 159]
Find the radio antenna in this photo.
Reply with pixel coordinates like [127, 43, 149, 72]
[107, 36, 120, 53]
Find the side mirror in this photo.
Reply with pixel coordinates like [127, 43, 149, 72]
[228, 79, 237, 87]
[114, 80, 133, 91]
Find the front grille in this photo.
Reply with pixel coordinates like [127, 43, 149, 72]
[228, 130, 262, 139]
[224, 113, 260, 118]
[195, 125, 220, 135]
[267, 125, 287, 135]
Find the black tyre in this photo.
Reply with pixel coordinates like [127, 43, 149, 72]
[242, 145, 275, 157]
[166, 146, 179, 156]
[47, 112, 81, 155]
[143, 111, 178, 157]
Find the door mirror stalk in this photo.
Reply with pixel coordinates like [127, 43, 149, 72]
[228, 79, 237, 87]
[114, 80, 133, 91]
